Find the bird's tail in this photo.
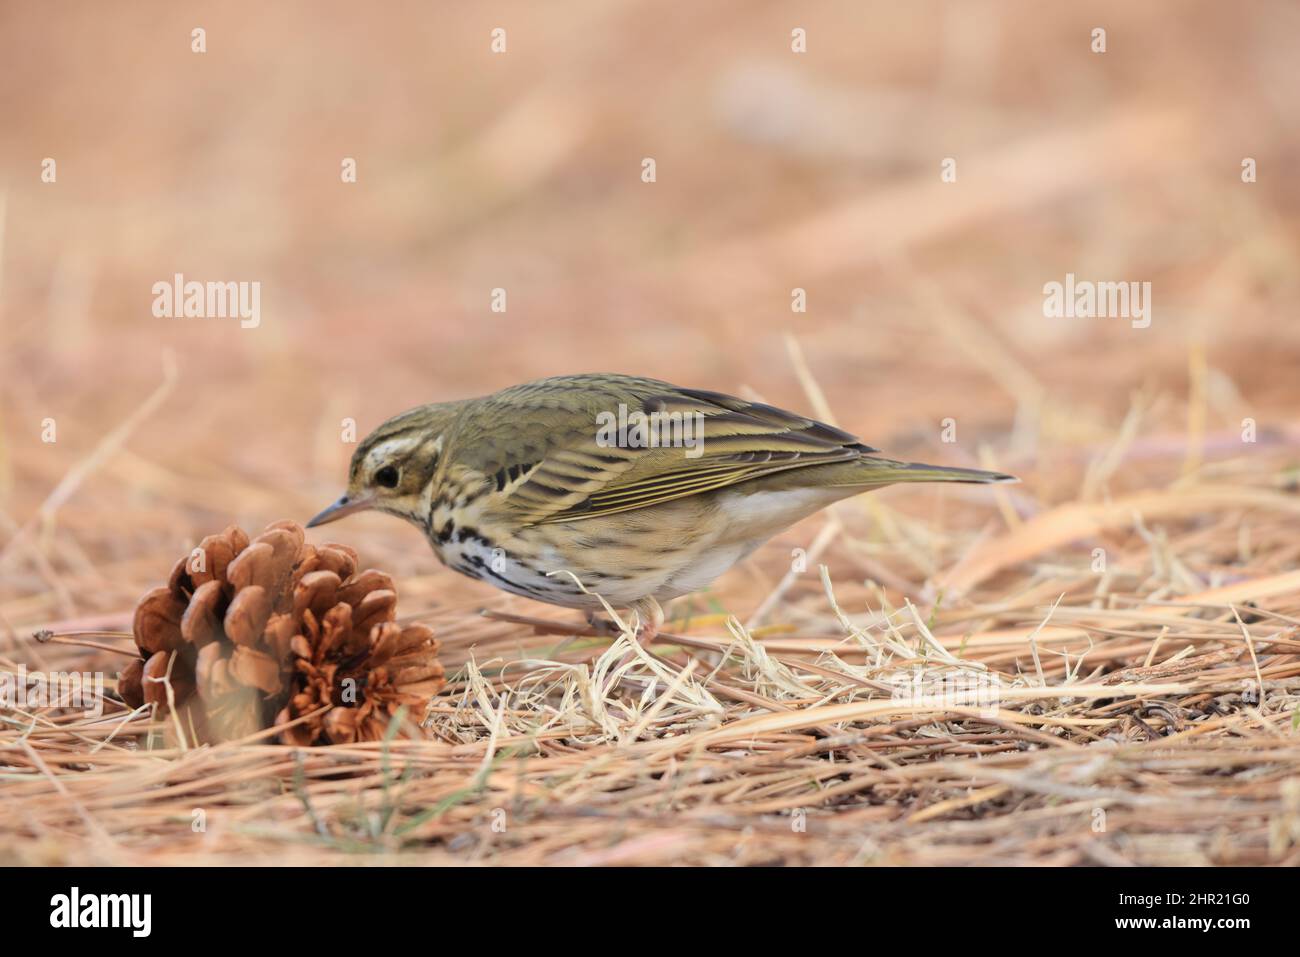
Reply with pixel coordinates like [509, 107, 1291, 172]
[841, 457, 1019, 487]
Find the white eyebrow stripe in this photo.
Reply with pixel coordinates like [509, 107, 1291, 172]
[365, 436, 423, 470]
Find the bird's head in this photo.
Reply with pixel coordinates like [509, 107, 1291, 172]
[307, 402, 460, 529]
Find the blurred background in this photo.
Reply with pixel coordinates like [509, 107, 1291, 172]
[1, 0, 1298, 628]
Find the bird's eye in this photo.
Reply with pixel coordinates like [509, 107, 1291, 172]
[375, 465, 400, 488]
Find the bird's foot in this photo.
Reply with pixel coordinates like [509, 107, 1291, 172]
[634, 619, 660, 648]
[630, 597, 665, 648]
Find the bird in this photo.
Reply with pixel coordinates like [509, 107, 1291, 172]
[307, 373, 1016, 641]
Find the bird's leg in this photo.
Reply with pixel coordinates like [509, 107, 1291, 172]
[630, 597, 665, 647]
[584, 610, 617, 636]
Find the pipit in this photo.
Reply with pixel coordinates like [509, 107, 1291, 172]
[308, 374, 1015, 640]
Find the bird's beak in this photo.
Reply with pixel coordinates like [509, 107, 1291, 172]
[306, 492, 374, 528]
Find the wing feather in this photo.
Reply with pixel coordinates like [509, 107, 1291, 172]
[444, 375, 875, 525]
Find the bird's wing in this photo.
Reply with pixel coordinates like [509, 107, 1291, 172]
[448, 375, 878, 526]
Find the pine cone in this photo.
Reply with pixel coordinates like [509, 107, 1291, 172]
[119, 521, 445, 745]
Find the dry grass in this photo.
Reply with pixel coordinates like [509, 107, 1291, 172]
[5, 408, 1300, 865]
[3, 1, 1300, 866]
